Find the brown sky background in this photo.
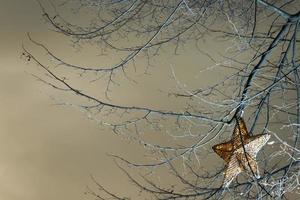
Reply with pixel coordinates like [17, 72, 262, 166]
[0, 1, 211, 199]
[0, 1, 153, 199]
[1, 1, 298, 200]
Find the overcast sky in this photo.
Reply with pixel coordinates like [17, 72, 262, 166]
[0, 1, 147, 199]
[2, 1, 298, 200]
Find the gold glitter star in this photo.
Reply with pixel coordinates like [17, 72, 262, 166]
[212, 118, 270, 187]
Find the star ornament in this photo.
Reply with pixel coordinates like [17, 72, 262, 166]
[212, 118, 270, 187]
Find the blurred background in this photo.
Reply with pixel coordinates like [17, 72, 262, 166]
[0, 1, 148, 199]
[1, 0, 299, 199]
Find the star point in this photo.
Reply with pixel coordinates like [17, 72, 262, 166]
[212, 118, 270, 187]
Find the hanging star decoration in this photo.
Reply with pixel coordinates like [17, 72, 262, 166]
[212, 118, 270, 187]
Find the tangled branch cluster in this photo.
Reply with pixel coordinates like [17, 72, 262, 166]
[23, 0, 300, 199]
